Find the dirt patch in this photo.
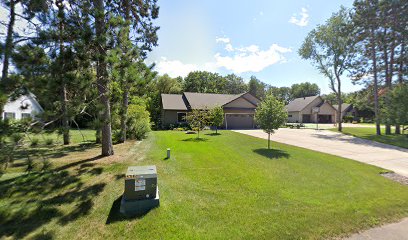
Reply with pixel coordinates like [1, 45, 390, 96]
[381, 172, 408, 185]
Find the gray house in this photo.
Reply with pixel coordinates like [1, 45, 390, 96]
[332, 103, 357, 119]
[161, 92, 260, 129]
[286, 96, 337, 123]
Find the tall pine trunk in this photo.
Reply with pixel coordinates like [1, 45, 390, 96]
[395, 38, 404, 135]
[1, 0, 15, 84]
[371, 28, 381, 136]
[57, 0, 70, 145]
[383, 29, 392, 135]
[386, 37, 395, 135]
[119, 0, 131, 143]
[1, 0, 15, 115]
[94, 0, 114, 156]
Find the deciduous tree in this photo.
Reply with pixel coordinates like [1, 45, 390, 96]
[255, 95, 287, 149]
[185, 109, 209, 139]
[299, 7, 356, 132]
[210, 106, 224, 134]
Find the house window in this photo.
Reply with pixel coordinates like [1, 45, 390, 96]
[21, 113, 31, 119]
[288, 115, 292, 117]
[4, 112, 15, 120]
[177, 112, 187, 123]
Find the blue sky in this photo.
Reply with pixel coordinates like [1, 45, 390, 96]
[148, 0, 363, 94]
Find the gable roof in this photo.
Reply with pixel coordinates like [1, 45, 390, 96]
[161, 92, 258, 110]
[286, 96, 321, 112]
[5, 90, 44, 113]
[183, 92, 242, 109]
[332, 103, 352, 113]
[161, 94, 188, 110]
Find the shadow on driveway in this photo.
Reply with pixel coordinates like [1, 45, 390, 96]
[311, 132, 408, 153]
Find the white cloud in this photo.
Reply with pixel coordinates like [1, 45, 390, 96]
[215, 44, 291, 73]
[215, 37, 230, 43]
[154, 37, 291, 77]
[259, 11, 264, 16]
[225, 43, 234, 52]
[289, 7, 309, 27]
[154, 57, 216, 78]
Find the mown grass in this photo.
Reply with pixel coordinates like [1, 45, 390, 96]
[1, 130, 408, 239]
[330, 127, 408, 149]
[4, 130, 97, 175]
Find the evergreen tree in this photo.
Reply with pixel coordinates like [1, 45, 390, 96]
[352, 0, 382, 135]
[93, 0, 114, 156]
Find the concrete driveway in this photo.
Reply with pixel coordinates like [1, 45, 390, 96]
[234, 128, 408, 177]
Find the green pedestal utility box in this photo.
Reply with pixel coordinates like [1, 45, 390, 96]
[124, 165, 157, 201]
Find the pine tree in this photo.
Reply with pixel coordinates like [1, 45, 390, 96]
[93, 0, 114, 156]
[352, 0, 382, 135]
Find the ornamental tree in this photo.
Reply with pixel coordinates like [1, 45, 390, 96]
[255, 95, 288, 149]
[185, 109, 210, 139]
[210, 106, 224, 134]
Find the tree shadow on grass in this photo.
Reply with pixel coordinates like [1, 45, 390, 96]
[205, 133, 221, 136]
[10, 143, 100, 170]
[253, 148, 290, 159]
[0, 154, 106, 239]
[181, 138, 208, 142]
[31, 230, 55, 240]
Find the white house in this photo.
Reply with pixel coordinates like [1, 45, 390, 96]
[2, 92, 44, 120]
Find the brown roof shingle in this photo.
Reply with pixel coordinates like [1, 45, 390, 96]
[183, 92, 242, 109]
[161, 92, 259, 110]
[332, 103, 352, 113]
[161, 94, 188, 110]
[286, 96, 320, 112]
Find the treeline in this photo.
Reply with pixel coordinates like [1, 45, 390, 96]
[147, 71, 321, 127]
[299, 0, 407, 133]
[0, 0, 160, 157]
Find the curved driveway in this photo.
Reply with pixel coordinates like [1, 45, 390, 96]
[234, 128, 408, 177]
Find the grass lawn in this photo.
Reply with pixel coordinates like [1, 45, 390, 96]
[3, 129, 97, 175]
[330, 127, 408, 149]
[1, 130, 408, 239]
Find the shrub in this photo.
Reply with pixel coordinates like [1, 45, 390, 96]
[30, 138, 39, 147]
[343, 115, 353, 123]
[45, 138, 54, 146]
[11, 133, 24, 145]
[127, 101, 151, 140]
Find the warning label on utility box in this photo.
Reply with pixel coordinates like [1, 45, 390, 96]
[135, 179, 146, 191]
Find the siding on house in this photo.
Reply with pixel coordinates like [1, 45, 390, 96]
[2, 93, 43, 120]
[161, 110, 188, 126]
[286, 96, 337, 123]
[224, 97, 256, 108]
[161, 92, 259, 129]
[287, 112, 300, 123]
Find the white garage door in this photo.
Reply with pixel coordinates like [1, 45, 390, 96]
[226, 114, 254, 129]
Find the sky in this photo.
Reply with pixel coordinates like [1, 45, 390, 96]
[147, 0, 363, 94]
